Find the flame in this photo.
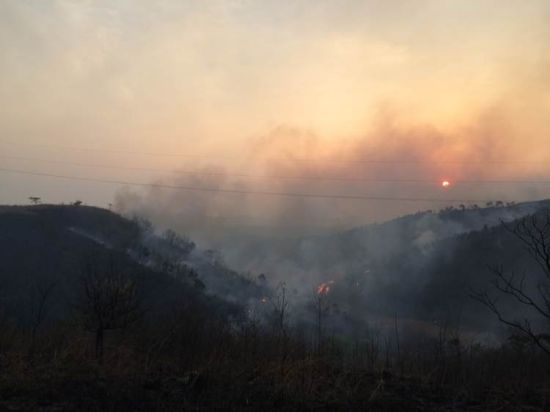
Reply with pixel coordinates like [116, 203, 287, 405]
[317, 281, 334, 295]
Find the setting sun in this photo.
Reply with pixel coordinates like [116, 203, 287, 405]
[442, 180, 451, 188]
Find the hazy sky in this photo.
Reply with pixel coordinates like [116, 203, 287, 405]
[1, 1, 550, 232]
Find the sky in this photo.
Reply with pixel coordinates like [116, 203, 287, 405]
[1, 0, 550, 237]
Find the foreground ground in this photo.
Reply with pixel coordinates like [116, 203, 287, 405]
[0, 359, 548, 411]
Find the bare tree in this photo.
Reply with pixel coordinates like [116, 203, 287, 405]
[77, 258, 142, 363]
[269, 282, 289, 339]
[267, 282, 290, 371]
[471, 213, 550, 356]
[27, 280, 57, 354]
[313, 290, 330, 355]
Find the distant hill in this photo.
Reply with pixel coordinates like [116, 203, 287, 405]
[296, 199, 550, 268]
[3, 201, 549, 340]
[222, 199, 550, 337]
[309, 200, 550, 334]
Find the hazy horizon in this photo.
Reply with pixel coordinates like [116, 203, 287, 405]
[2, 0, 550, 237]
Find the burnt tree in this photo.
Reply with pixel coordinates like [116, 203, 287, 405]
[472, 213, 550, 356]
[78, 258, 142, 363]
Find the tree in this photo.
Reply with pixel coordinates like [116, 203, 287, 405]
[28, 197, 41, 205]
[162, 229, 195, 256]
[313, 284, 331, 355]
[471, 213, 550, 356]
[269, 282, 289, 340]
[27, 280, 56, 354]
[77, 257, 142, 363]
[268, 282, 290, 370]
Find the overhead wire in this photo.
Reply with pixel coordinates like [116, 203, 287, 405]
[0, 166, 494, 204]
[2, 154, 550, 185]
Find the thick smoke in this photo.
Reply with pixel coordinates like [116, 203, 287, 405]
[113, 51, 550, 328]
[114, 109, 548, 298]
[116, 105, 548, 227]
[111, 61, 550, 340]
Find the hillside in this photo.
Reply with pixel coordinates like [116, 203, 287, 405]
[279, 199, 550, 271]
[0, 203, 549, 410]
[0, 205, 265, 327]
[222, 199, 550, 339]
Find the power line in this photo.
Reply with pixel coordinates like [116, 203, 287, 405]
[2, 154, 550, 185]
[0, 166, 493, 204]
[1, 139, 547, 166]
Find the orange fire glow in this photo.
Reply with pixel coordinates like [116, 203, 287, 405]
[317, 281, 334, 295]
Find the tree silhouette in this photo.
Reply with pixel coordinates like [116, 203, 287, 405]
[472, 213, 550, 356]
[27, 280, 56, 355]
[77, 258, 142, 363]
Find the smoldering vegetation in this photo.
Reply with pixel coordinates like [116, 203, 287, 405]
[82, 118, 550, 409]
[113, 115, 550, 337]
[0, 202, 549, 410]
